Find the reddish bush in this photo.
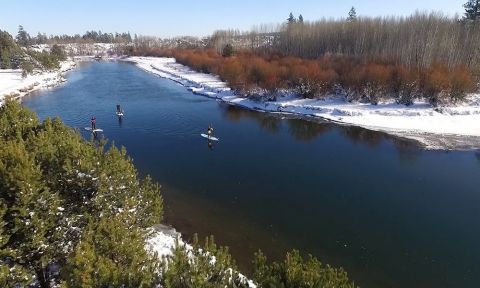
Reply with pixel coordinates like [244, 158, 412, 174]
[421, 64, 450, 105]
[449, 66, 475, 102]
[219, 58, 245, 89]
[389, 65, 418, 104]
[129, 48, 477, 105]
[361, 63, 392, 104]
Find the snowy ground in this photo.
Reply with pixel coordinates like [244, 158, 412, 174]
[125, 56, 480, 150]
[146, 224, 257, 287]
[0, 60, 77, 105]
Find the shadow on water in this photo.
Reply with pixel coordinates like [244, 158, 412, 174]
[222, 104, 420, 152]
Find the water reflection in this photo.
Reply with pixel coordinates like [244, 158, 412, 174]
[222, 105, 419, 151]
[222, 105, 282, 134]
[207, 140, 214, 150]
[287, 119, 331, 141]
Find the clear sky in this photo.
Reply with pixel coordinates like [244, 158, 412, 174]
[1, 0, 466, 38]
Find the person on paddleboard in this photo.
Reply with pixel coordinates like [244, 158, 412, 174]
[91, 116, 96, 130]
[207, 124, 214, 139]
[116, 104, 122, 114]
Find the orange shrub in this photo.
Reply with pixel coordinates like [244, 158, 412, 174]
[129, 48, 477, 104]
[219, 58, 245, 89]
[449, 66, 475, 102]
[421, 64, 450, 104]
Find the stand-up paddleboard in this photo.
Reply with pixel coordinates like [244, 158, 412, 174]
[201, 134, 219, 141]
[85, 127, 104, 132]
[116, 111, 124, 117]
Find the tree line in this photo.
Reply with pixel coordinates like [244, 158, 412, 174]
[209, 2, 480, 70]
[274, 12, 480, 69]
[14, 25, 132, 46]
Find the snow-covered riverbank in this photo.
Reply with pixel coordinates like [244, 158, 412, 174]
[125, 56, 480, 150]
[147, 224, 257, 287]
[0, 60, 77, 105]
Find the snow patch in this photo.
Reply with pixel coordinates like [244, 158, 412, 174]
[0, 60, 77, 105]
[146, 224, 256, 288]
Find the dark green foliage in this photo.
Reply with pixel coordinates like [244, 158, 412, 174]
[34, 31, 132, 44]
[298, 14, 304, 23]
[28, 50, 61, 70]
[1, 29, 64, 71]
[347, 7, 357, 22]
[464, 0, 480, 21]
[222, 44, 235, 57]
[0, 139, 63, 288]
[0, 99, 39, 141]
[161, 235, 250, 288]
[62, 216, 161, 288]
[0, 30, 23, 69]
[16, 25, 31, 47]
[253, 250, 358, 288]
[50, 44, 66, 61]
[0, 100, 163, 287]
[35, 32, 49, 45]
[287, 13, 296, 24]
[21, 61, 34, 77]
[1, 49, 11, 69]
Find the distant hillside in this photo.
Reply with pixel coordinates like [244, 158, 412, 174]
[0, 29, 66, 74]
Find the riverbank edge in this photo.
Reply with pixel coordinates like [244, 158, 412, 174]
[0, 56, 119, 105]
[0, 61, 80, 105]
[147, 224, 257, 287]
[123, 56, 480, 150]
[7, 58, 257, 286]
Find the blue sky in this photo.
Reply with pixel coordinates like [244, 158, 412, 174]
[1, 0, 466, 37]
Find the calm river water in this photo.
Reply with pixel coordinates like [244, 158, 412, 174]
[23, 61, 480, 288]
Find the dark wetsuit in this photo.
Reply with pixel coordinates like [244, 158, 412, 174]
[91, 117, 96, 130]
[207, 126, 213, 138]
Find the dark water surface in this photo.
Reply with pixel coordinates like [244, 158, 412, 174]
[23, 62, 480, 288]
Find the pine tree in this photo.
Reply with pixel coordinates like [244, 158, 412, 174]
[253, 250, 358, 288]
[222, 43, 234, 57]
[298, 14, 304, 23]
[0, 140, 63, 288]
[21, 61, 34, 78]
[16, 25, 31, 46]
[347, 7, 357, 22]
[287, 12, 296, 24]
[0, 101, 164, 287]
[50, 44, 66, 61]
[160, 235, 250, 288]
[62, 216, 161, 288]
[1, 49, 11, 69]
[0, 202, 32, 287]
[464, 0, 480, 21]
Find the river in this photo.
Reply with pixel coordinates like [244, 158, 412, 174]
[23, 61, 480, 288]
